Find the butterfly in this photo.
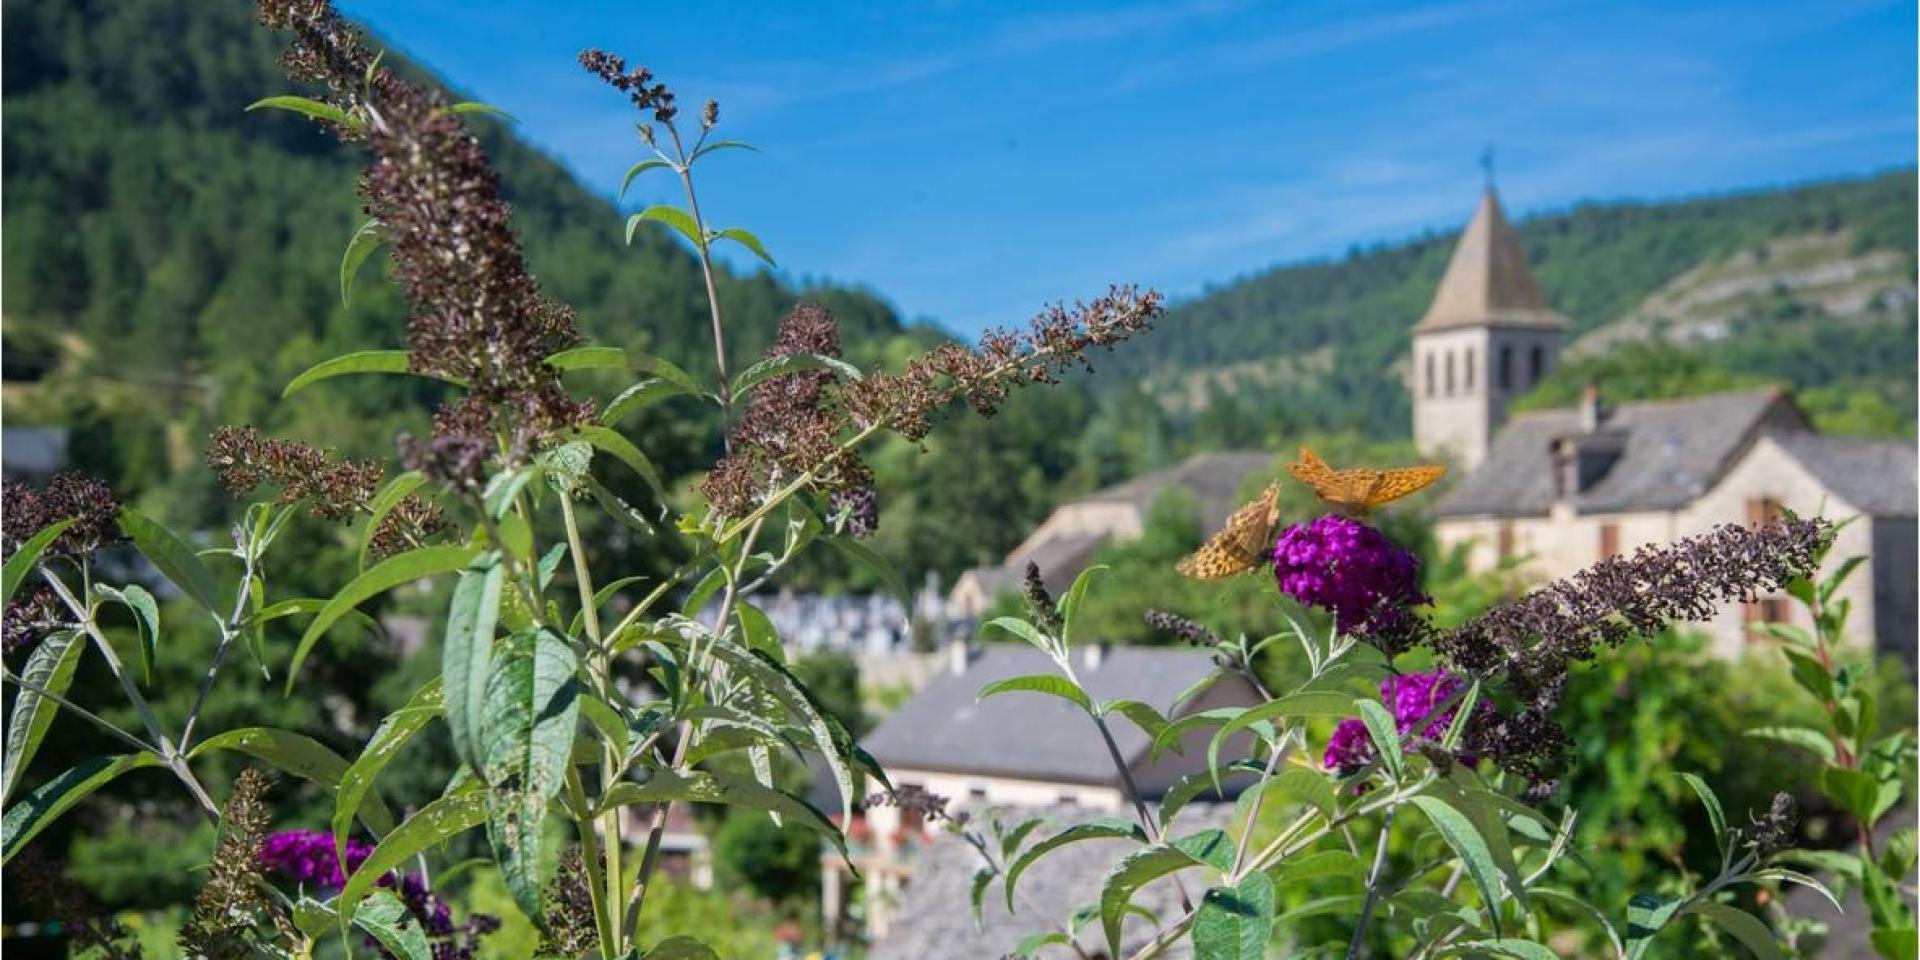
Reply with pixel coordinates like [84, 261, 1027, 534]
[1177, 482, 1281, 580]
[1287, 447, 1446, 516]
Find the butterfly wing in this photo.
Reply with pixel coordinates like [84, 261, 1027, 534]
[1178, 484, 1280, 580]
[1360, 465, 1447, 507]
[1290, 447, 1446, 513]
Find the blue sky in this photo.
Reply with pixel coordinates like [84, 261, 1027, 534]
[339, 0, 1915, 336]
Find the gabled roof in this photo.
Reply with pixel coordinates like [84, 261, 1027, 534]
[1414, 189, 1566, 334]
[1769, 433, 1918, 518]
[961, 532, 1111, 601]
[1435, 388, 1806, 518]
[1068, 450, 1274, 531]
[869, 804, 1236, 960]
[861, 646, 1241, 786]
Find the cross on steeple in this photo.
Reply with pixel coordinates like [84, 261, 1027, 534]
[1479, 144, 1496, 190]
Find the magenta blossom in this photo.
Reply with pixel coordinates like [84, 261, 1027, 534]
[1272, 515, 1428, 634]
[260, 830, 371, 890]
[1323, 670, 1487, 775]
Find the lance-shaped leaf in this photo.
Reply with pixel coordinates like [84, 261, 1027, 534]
[3, 753, 162, 863]
[334, 678, 443, 861]
[603, 377, 700, 424]
[713, 227, 776, 267]
[247, 94, 352, 125]
[1358, 699, 1404, 780]
[189, 727, 394, 835]
[691, 139, 758, 160]
[1625, 891, 1685, 959]
[970, 867, 997, 928]
[545, 345, 628, 371]
[1100, 829, 1233, 957]
[357, 471, 427, 570]
[1409, 795, 1506, 934]
[1679, 772, 1730, 856]
[355, 888, 431, 960]
[985, 617, 1055, 657]
[290, 544, 479, 690]
[1743, 726, 1838, 763]
[569, 424, 667, 502]
[478, 629, 580, 919]
[602, 769, 847, 864]
[1192, 872, 1275, 960]
[119, 508, 222, 615]
[1205, 690, 1354, 788]
[978, 674, 1092, 714]
[1059, 564, 1106, 646]
[2, 630, 85, 804]
[1690, 901, 1782, 960]
[696, 630, 857, 820]
[627, 204, 702, 247]
[1004, 817, 1148, 911]
[732, 353, 861, 394]
[619, 158, 673, 198]
[339, 219, 385, 307]
[282, 349, 463, 398]
[823, 534, 909, 610]
[338, 791, 489, 921]
[93, 585, 159, 684]
[2, 519, 73, 605]
[1446, 940, 1561, 960]
[643, 937, 723, 960]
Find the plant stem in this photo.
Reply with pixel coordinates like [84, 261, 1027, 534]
[180, 544, 259, 751]
[669, 125, 733, 446]
[2, 668, 156, 755]
[1347, 806, 1399, 959]
[1229, 729, 1295, 879]
[560, 495, 627, 950]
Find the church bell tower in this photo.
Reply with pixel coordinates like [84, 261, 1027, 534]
[1409, 187, 1566, 470]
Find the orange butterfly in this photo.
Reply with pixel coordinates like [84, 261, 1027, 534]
[1177, 483, 1281, 580]
[1287, 447, 1445, 517]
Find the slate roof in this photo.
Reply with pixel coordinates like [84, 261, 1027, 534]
[868, 804, 1236, 960]
[1415, 189, 1566, 334]
[1435, 388, 1805, 518]
[860, 646, 1233, 785]
[2, 426, 69, 479]
[1074, 451, 1275, 531]
[1769, 433, 1918, 518]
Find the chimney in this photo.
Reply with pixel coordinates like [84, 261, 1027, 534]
[1081, 643, 1106, 671]
[947, 635, 971, 675]
[1579, 383, 1603, 433]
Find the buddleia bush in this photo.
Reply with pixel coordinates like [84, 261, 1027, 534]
[0, 3, 1158, 956]
[945, 495, 1907, 959]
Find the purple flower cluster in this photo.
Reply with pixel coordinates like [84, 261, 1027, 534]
[1323, 671, 1485, 775]
[1272, 515, 1428, 634]
[259, 830, 371, 890]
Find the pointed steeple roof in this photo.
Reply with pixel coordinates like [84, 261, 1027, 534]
[1415, 189, 1565, 333]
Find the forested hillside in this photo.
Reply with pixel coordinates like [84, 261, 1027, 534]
[1118, 171, 1917, 436]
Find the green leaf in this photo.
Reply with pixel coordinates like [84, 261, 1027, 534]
[1010, 931, 1070, 958]
[188, 727, 395, 835]
[999, 816, 1046, 860]
[1358, 698, 1404, 780]
[1679, 772, 1730, 856]
[1691, 901, 1782, 960]
[643, 936, 723, 960]
[627, 205, 702, 248]
[1268, 848, 1365, 885]
[282, 349, 462, 398]
[1269, 767, 1339, 820]
[1102, 699, 1171, 743]
[1205, 691, 1356, 787]
[118, 507, 222, 615]
[1780, 648, 1833, 702]
[2, 630, 86, 804]
[970, 867, 996, 929]
[1871, 928, 1919, 960]
[339, 791, 489, 921]
[1625, 891, 1685, 958]
[691, 139, 759, 160]
[619, 158, 674, 199]
[1004, 817, 1147, 911]
[546, 345, 628, 371]
[438, 552, 505, 774]
[978, 673, 1092, 713]
[733, 353, 863, 395]
[355, 888, 432, 960]
[694, 632, 859, 821]
[334, 678, 442, 861]
[569, 424, 667, 502]
[446, 101, 516, 122]
[93, 585, 159, 684]
[1530, 887, 1623, 957]
[289, 544, 479, 690]
[1748, 868, 1841, 911]
[246, 94, 351, 126]
[2, 518, 73, 605]
[1100, 830, 1233, 956]
[1410, 795, 1506, 933]
[1819, 767, 1889, 823]
[356, 471, 428, 570]
[986, 617, 1056, 656]
[630, 351, 704, 394]
[603, 377, 700, 423]
[339, 219, 384, 307]
[1446, 940, 1561, 960]
[1743, 726, 1837, 763]
[2, 753, 162, 863]
[713, 227, 776, 267]
[1060, 564, 1105, 646]
[478, 629, 581, 919]
[601, 769, 846, 863]
[1192, 872, 1275, 960]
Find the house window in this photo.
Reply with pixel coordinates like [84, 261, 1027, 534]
[968, 786, 988, 803]
[1499, 345, 1514, 390]
[1529, 345, 1545, 384]
[1055, 793, 1078, 807]
[1464, 347, 1476, 390]
[1496, 522, 1515, 560]
[899, 781, 925, 832]
[1425, 352, 1436, 398]
[1445, 352, 1456, 395]
[1743, 498, 1788, 632]
[1598, 523, 1620, 559]
[1746, 497, 1783, 527]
